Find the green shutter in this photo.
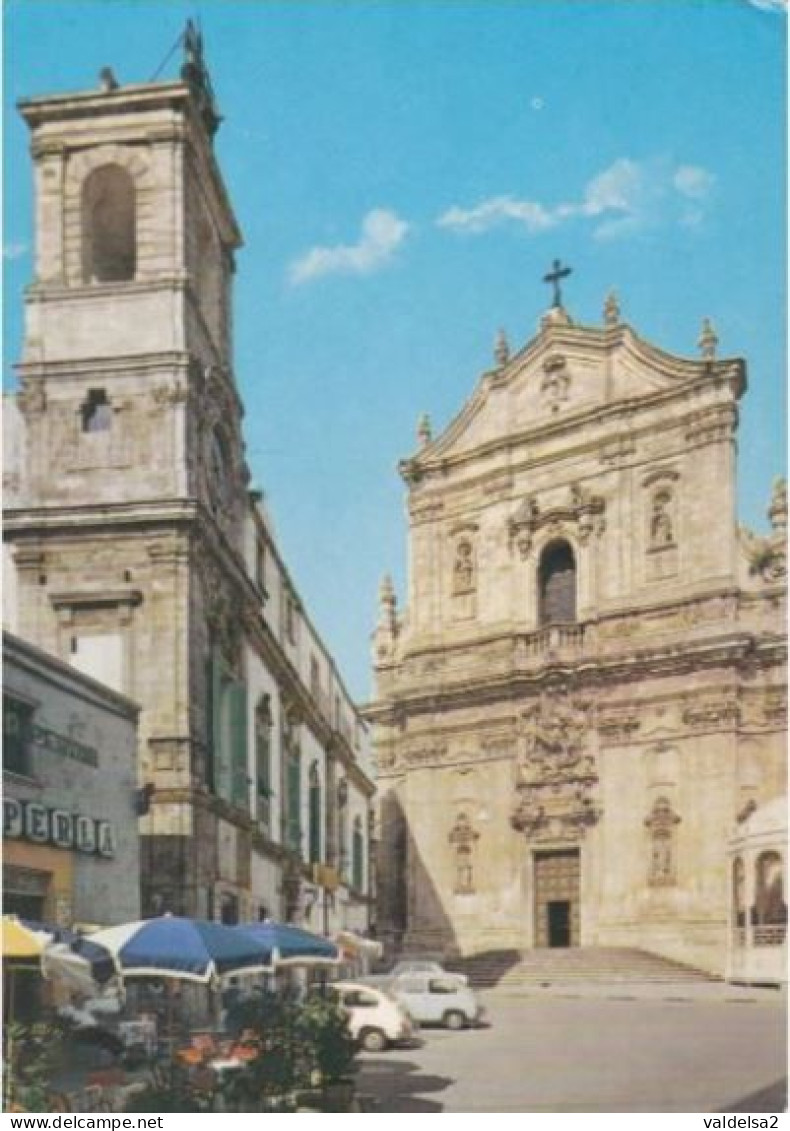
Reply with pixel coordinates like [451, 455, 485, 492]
[353, 824, 364, 892]
[287, 752, 301, 854]
[210, 653, 224, 795]
[256, 725, 271, 827]
[230, 681, 249, 810]
[309, 779, 321, 864]
[3, 697, 31, 776]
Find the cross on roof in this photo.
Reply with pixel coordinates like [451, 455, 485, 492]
[543, 258, 572, 309]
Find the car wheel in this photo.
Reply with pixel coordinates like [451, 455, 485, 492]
[443, 1010, 466, 1031]
[360, 1027, 388, 1053]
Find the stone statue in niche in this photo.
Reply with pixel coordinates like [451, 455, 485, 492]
[650, 491, 674, 547]
[645, 796, 680, 886]
[452, 540, 475, 595]
[449, 812, 478, 894]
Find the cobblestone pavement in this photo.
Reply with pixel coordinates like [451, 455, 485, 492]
[356, 989, 787, 1113]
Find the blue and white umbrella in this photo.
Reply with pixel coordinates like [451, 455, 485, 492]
[233, 921, 340, 967]
[42, 934, 119, 995]
[61, 915, 275, 985]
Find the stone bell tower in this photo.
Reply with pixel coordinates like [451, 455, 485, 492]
[6, 26, 260, 917]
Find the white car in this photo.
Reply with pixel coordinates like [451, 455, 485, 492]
[389, 959, 469, 986]
[329, 980, 418, 1052]
[386, 973, 484, 1030]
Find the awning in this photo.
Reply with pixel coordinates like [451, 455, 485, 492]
[334, 930, 383, 960]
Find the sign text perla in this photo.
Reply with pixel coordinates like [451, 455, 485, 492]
[3, 798, 116, 858]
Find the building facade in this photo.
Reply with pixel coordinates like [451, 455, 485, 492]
[3, 630, 141, 927]
[368, 297, 786, 976]
[4, 31, 374, 933]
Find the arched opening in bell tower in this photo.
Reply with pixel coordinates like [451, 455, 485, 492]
[81, 164, 136, 283]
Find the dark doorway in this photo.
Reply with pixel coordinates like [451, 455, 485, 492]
[534, 849, 581, 947]
[548, 900, 571, 948]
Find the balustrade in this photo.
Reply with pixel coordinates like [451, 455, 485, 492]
[753, 924, 786, 947]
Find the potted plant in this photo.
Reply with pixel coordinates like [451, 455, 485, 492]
[298, 991, 357, 1112]
[3, 1021, 66, 1112]
[219, 993, 304, 1112]
[122, 1061, 211, 1113]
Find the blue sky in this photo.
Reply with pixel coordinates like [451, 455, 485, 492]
[4, 0, 786, 700]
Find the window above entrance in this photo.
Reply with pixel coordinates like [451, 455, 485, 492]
[539, 540, 577, 625]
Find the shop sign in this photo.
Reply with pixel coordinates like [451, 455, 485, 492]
[3, 798, 116, 858]
[31, 723, 99, 768]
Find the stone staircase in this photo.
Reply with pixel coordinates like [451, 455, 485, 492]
[445, 947, 721, 989]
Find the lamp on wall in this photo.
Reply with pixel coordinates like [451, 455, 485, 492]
[134, 783, 156, 816]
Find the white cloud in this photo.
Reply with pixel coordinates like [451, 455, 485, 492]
[3, 242, 28, 260]
[289, 209, 410, 285]
[745, 1, 786, 12]
[438, 196, 555, 234]
[438, 157, 715, 242]
[582, 158, 645, 216]
[673, 165, 716, 200]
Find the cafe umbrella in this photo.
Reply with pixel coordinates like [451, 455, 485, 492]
[233, 921, 340, 967]
[1, 916, 69, 1106]
[2, 915, 50, 1020]
[66, 915, 276, 984]
[41, 934, 119, 998]
[57, 915, 278, 1049]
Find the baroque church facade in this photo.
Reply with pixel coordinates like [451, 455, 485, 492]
[368, 291, 786, 976]
[4, 33, 375, 933]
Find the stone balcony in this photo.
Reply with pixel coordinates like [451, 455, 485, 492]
[515, 622, 587, 663]
[376, 590, 773, 700]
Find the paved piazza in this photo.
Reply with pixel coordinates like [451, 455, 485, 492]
[357, 991, 787, 1113]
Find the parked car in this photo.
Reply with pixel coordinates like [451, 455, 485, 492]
[386, 973, 484, 1030]
[389, 959, 468, 985]
[329, 980, 418, 1052]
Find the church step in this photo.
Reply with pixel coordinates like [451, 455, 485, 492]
[445, 947, 721, 987]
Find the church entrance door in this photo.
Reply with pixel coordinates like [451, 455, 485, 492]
[547, 901, 571, 947]
[534, 849, 580, 948]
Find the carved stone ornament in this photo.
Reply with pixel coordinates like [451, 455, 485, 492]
[196, 550, 243, 669]
[762, 694, 787, 727]
[510, 688, 601, 841]
[18, 378, 47, 416]
[399, 457, 423, 486]
[540, 353, 571, 413]
[768, 476, 787, 535]
[648, 489, 675, 549]
[740, 526, 786, 584]
[598, 712, 641, 744]
[451, 538, 476, 595]
[152, 382, 188, 407]
[645, 796, 681, 887]
[685, 404, 738, 448]
[374, 573, 399, 662]
[509, 484, 605, 558]
[740, 477, 788, 583]
[377, 747, 397, 772]
[449, 811, 479, 895]
[403, 743, 449, 767]
[682, 699, 740, 731]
